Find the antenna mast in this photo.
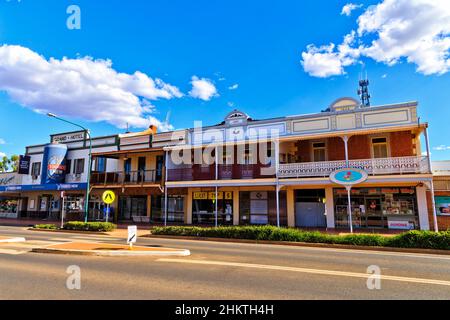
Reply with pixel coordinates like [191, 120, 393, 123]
[357, 74, 371, 107]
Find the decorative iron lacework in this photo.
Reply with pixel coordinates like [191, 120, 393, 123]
[278, 156, 429, 178]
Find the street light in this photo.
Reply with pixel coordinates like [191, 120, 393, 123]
[47, 113, 92, 223]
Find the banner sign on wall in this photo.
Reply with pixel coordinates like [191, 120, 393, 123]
[330, 168, 368, 186]
[18, 155, 31, 175]
[41, 143, 68, 185]
[435, 196, 450, 216]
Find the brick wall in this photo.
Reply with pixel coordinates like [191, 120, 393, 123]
[390, 131, 414, 157]
[348, 135, 371, 159]
[296, 130, 415, 163]
[327, 137, 345, 161]
[296, 140, 311, 162]
[427, 190, 450, 231]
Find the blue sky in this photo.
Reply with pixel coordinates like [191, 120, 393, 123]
[0, 0, 449, 160]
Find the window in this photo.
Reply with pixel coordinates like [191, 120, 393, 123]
[124, 158, 131, 173]
[31, 162, 41, 177]
[65, 159, 72, 174]
[372, 137, 388, 158]
[312, 142, 326, 162]
[95, 157, 106, 172]
[73, 159, 85, 174]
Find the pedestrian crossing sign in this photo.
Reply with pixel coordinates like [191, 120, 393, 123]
[102, 190, 116, 204]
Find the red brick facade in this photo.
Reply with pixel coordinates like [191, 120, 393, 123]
[296, 140, 311, 162]
[296, 131, 416, 162]
[327, 137, 345, 161]
[390, 131, 414, 157]
[348, 135, 371, 159]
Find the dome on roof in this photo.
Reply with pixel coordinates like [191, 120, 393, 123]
[224, 109, 250, 126]
[329, 97, 360, 112]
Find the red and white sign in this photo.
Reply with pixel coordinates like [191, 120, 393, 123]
[388, 220, 414, 230]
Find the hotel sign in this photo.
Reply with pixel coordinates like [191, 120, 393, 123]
[51, 131, 85, 144]
[330, 168, 368, 186]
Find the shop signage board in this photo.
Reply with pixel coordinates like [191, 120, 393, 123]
[435, 196, 450, 216]
[41, 143, 68, 185]
[51, 131, 85, 144]
[330, 168, 368, 233]
[18, 155, 31, 174]
[387, 220, 414, 230]
[193, 191, 233, 200]
[330, 168, 368, 186]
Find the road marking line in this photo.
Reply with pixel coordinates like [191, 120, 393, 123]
[158, 258, 450, 287]
[0, 249, 27, 255]
[152, 237, 450, 260]
[277, 246, 450, 260]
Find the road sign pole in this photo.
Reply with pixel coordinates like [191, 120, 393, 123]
[106, 204, 109, 223]
[346, 186, 353, 233]
[60, 192, 65, 229]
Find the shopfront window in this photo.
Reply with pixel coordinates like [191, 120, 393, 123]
[239, 191, 287, 226]
[192, 191, 233, 225]
[65, 195, 84, 213]
[334, 187, 418, 229]
[0, 198, 18, 213]
[151, 195, 185, 223]
[118, 196, 146, 221]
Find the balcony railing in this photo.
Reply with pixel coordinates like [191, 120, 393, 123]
[90, 170, 159, 185]
[167, 164, 276, 181]
[278, 156, 430, 178]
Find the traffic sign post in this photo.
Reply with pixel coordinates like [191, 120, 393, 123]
[60, 191, 65, 229]
[102, 190, 115, 223]
[127, 225, 137, 250]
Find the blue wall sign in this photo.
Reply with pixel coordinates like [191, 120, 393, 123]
[330, 168, 368, 186]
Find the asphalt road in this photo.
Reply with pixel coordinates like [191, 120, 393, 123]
[0, 225, 449, 300]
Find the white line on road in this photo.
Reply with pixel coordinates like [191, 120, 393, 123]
[0, 248, 27, 255]
[158, 258, 450, 287]
[150, 237, 450, 260]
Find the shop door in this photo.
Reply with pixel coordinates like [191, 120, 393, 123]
[295, 202, 326, 227]
[20, 197, 28, 218]
[364, 197, 384, 228]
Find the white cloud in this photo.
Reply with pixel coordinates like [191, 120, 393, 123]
[227, 101, 235, 108]
[381, 73, 388, 78]
[0, 138, 5, 145]
[228, 84, 239, 90]
[302, 0, 450, 77]
[433, 145, 450, 151]
[0, 152, 6, 158]
[189, 76, 218, 101]
[301, 31, 360, 78]
[0, 45, 184, 130]
[341, 3, 363, 16]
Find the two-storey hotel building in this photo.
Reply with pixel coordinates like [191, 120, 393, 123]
[0, 97, 439, 230]
[90, 97, 435, 230]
